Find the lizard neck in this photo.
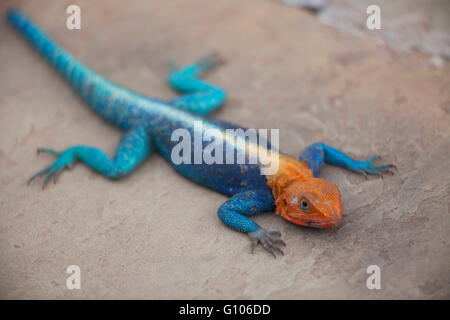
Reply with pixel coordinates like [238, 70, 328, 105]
[266, 154, 313, 207]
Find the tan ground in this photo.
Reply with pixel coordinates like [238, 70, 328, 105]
[0, 0, 449, 299]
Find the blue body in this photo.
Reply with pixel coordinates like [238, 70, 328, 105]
[7, 9, 268, 196]
[8, 9, 394, 255]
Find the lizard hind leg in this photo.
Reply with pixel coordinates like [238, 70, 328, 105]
[28, 124, 154, 189]
[167, 53, 226, 115]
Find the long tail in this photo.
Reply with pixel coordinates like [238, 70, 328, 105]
[6, 8, 157, 129]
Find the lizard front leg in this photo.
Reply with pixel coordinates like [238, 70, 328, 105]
[28, 123, 153, 189]
[218, 188, 286, 257]
[300, 142, 396, 177]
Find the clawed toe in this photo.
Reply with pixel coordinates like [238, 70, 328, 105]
[262, 239, 285, 257]
[248, 228, 286, 258]
[28, 147, 77, 189]
[369, 163, 397, 176]
[267, 229, 281, 237]
[28, 165, 65, 190]
[37, 148, 60, 156]
[28, 165, 51, 186]
[368, 155, 381, 162]
[354, 156, 397, 178]
[196, 52, 225, 71]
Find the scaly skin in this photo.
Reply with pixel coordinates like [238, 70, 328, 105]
[7, 9, 395, 257]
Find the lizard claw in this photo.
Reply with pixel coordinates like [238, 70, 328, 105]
[248, 228, 286, 258]
[169, 53, 224, 75]
[195, 52, 225, 71]
[37, 148, 60, 156]
[28, 147, 78, 189]
[350, 155, 396, 177]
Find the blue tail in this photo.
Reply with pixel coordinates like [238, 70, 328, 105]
[6, 8, 93, 92]
[6, 8, 156, 129]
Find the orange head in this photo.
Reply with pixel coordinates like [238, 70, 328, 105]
[267, 155, 342, 228]
[274, 178, 342, 228]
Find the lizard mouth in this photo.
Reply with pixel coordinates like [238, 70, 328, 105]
[281, 212, 341, 228]
[306, 219, 341, 228]
[305, 211, 342, 228]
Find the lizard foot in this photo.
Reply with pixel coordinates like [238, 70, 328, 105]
[248, 228, 286, 258]
[194, 52, 225, 72]
[350, 155, 397, 177]
[28, 147, 78, 189]
[168, 52, 224, 74]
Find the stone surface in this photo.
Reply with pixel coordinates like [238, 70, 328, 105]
[283, 0, 450, 60]
[0, 0, 449, 299]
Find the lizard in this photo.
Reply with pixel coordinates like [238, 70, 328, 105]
[6, 8, 395, 257]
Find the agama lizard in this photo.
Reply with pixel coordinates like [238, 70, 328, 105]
[7, 9, 395, 257]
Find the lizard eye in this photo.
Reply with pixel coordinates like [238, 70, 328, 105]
[299, 199, 309, 213]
